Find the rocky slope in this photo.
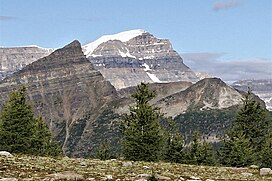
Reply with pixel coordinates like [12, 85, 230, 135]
[0, 46, 53, 80]
[155, 78, 244, 117]
[83, 30, 199, 89]
[232, 79, 272, 111]
[0, 40, 119, 157]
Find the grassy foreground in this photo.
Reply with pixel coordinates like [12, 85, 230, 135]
[0, 155, 271, 180]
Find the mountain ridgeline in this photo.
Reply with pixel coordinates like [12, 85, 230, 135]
[0, 30, 269, 157]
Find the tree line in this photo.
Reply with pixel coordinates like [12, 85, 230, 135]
[0, 84, 271, 168]
[118, 83, 272, 167]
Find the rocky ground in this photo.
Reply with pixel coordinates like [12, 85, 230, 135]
[0, 154, 271, 180]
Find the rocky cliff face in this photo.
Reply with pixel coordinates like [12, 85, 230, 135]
[0, 46, 53, 80]
[232, 79, 272, 111]
[83, 30, 198, 89]
[0, 41, 118, 157]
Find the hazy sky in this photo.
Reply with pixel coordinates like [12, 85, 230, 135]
[0, 0, 271, 81]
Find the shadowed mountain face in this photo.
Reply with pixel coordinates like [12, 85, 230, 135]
[0, 40, 118, 157]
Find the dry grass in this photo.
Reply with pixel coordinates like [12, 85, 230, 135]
[0, 155, 271, 180]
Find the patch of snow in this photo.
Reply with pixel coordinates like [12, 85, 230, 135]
[91, 54, 102, 57]
[146, 72, 161, 83]
[118, 50, 136, 58]
[142, 63, 151, 71]
[141, 63, 161, 83]
[83, 29, 146, 57]
[143, 55, 155, 59]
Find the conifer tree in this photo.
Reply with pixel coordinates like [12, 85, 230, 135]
[186, 131, 216, 166]
[32, 116, 62, 156]
[0, 86, 61, 156]
[219, 133, 254, 166]
[259, 131, 272, 167]
[0, 87, 36, 153]
[230, 91, 269, 151]
[121, 83, 163, 161]
[219, 90, 271, 166]
[96, 141, 112, 160]
[163, 118, 184, 163]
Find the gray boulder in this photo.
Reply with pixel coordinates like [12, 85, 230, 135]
[260, 168, 272, 176]
[0, 151, 13, 157]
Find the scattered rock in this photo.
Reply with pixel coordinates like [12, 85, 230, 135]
[231, 167, 248, 173]
[189, 176, 201, 180]
[260, 168, 272, 176]
[179, 176, 185, 181]
[241, 172, 253, 177]
[44, 171, 84, 180]
[0, 178, 18, 181]
[156, 174, 171, 180]
[105, 175, 113, 180]
[136, 174, 151, 179]
[249, 165, 259, 169]
[86, 178, 95, 181]
[122, 161, 133, 167]
[0, 151, 13, 157]
[143, 165, 149, 169]
[80, 161, 87, 167]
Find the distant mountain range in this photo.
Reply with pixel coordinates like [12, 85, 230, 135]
[0, 38, 267, 156]
[0, 30, 270, 157]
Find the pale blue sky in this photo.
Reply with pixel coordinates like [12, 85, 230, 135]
[0, 0, 271, 80]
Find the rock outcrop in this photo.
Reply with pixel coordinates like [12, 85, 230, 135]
[83, 30, 198, 89]
[0, 46, 53, 80]
[0, 40, 118, 157]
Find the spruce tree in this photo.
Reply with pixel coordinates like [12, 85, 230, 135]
[186, 131, 216, 166]
[219, 133, 254, 167]
[121, 83, 163, 161]
[96, 141, 112, 160]
[219, 90, 271, 166]
[230, 91, 269, 151]
[0, 87, 36, 153]
[0, 86, 61, 156]
[163, 118, 184, 163]
[32, 116, 62, 156]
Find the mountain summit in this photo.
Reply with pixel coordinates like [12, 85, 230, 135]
[83, 29, 198, 89]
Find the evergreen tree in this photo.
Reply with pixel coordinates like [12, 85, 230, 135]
[32, 116, 62, 156]
[0, 86, 61, 156]
[219, 90, 271, 166]
[259, 131, 272, 168]
[96, 141, 112, 160]
[186, 131, 216, 166]
[163, 118, 184, 163]
[0, 87, 36, 153]
[230, 91, 269, 151]
[121, 83, 163, 162]
[219, 133, 255, 167]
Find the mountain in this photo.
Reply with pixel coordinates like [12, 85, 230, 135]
[0, 40, 119, 157]
[156, 78, 244, 117]
[0, 46, 53, 80]
[83, 29, 199, 89]
[232, 79, 272, 111]
[0, 30, 199, 89]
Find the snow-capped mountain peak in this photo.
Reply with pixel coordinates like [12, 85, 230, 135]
[83, 29, 146, 57]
